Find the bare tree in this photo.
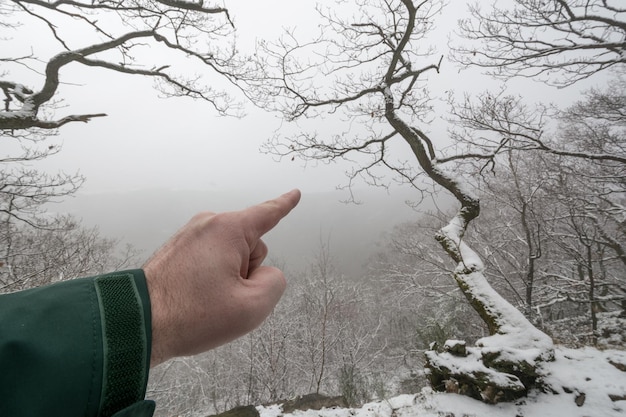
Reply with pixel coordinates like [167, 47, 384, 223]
[251, 0, 554, 403]
[469, 150, 553, 320]
[0, 143, 86, 290]
[454, 0, 626, 86]
[1, 0, 247, 133]
[0, 217, 140, 292]
[449, 85, 626, 166]
[1, 0, 251, 223]
[452, 81, 626, 347]
[294, 238, 345, 395]
[1, 1, 253, 295]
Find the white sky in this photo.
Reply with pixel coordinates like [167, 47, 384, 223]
[27, 4, 335, 195]
[4, 0, 607, 197]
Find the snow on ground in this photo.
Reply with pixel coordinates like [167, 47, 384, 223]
[257, 346, 626, 417]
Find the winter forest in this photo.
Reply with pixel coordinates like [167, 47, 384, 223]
[1, 1, 625, 416]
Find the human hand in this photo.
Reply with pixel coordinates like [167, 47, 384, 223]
[143, 189, 301, 367]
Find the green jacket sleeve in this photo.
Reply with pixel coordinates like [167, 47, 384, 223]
[0, 270, 155, 417]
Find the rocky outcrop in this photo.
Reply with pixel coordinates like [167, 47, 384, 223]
[207, 405, 259, 417]
[281, 393, 348, 413]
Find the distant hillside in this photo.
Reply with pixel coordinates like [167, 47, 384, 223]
[50, 187, 455, 276]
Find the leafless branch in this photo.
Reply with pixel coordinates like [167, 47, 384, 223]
[454, 0, 626, 86]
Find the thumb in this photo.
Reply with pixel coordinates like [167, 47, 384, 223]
[244, 265, 287, 319]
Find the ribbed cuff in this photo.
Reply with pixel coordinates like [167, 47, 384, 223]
[94, 271, 152, 417]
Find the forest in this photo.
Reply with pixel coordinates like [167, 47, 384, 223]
[1, 1, 624, 416]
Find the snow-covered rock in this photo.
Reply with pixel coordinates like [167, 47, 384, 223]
[256, 346, 626, 417]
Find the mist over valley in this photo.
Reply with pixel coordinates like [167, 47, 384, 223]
[52, 187, 453, 277]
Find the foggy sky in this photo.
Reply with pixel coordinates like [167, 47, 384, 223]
[8, 0, 603, 199]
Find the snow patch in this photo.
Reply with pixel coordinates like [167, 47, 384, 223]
[257, 347, 626, 417]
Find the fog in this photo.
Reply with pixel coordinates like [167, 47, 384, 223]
[27, 0, 592, 197]
[8, 0, 602, 273]
[53, 185, 455, 276]
[3, 2, 623, 416]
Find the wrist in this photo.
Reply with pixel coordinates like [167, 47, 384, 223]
[142, 264, 171, 368]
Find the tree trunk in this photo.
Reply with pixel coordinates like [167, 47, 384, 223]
[384, 91, 554, 403]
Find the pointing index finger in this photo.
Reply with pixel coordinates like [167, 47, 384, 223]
[243, 189, 301, 241]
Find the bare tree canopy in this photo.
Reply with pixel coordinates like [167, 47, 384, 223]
[448, 79, 626, 166]
[454, 0, 626, 86]
[254, 0, 447, 195]
[0, 1, 251, 295]
[252, 0, 555, 402]
[0, 0, 247, 133]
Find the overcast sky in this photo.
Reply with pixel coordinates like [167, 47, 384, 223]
[7, 0, 607, 200]
[25, 0, 346, 196]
